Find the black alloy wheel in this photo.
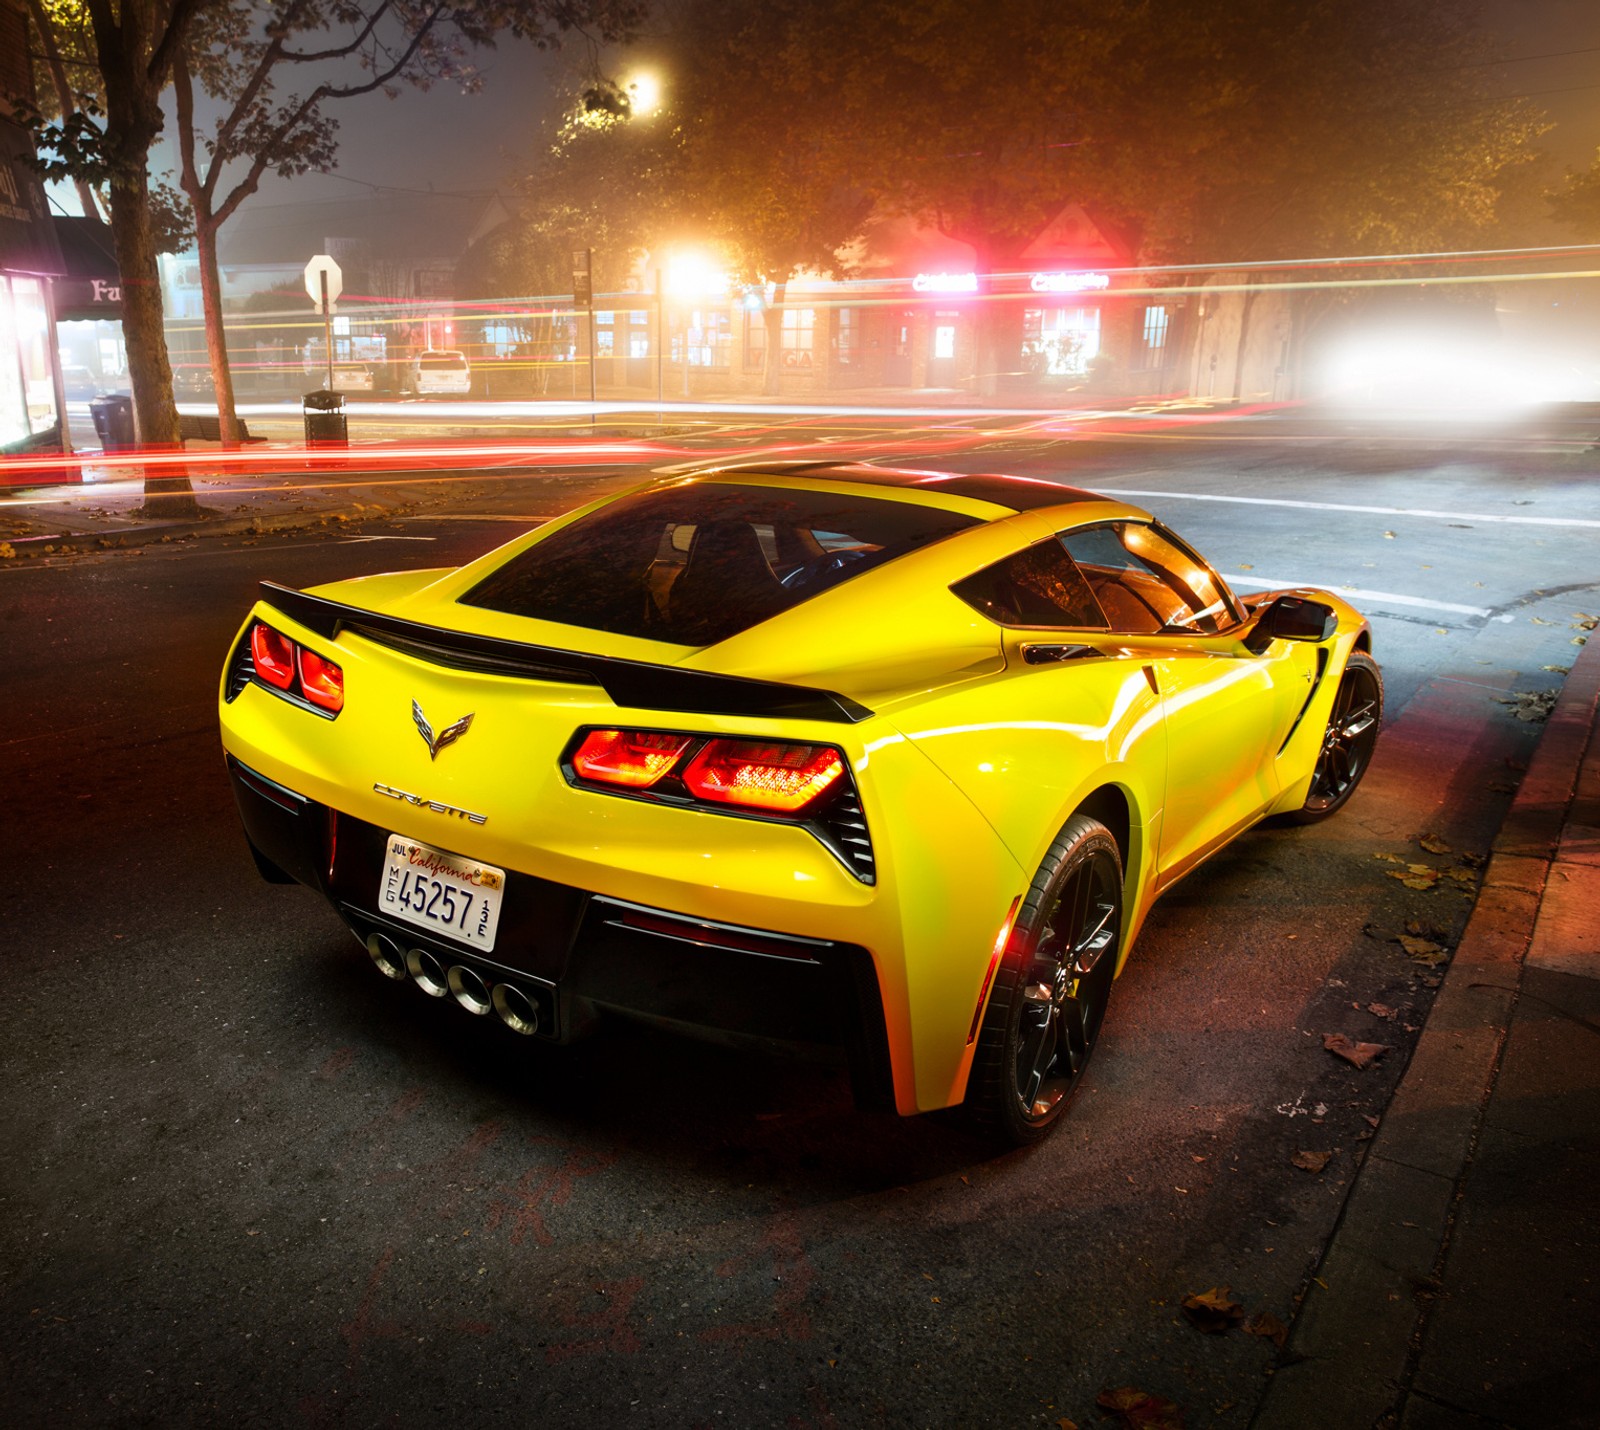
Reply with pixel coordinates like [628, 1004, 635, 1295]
[1291, 650, 1384, 823]
[966, 814, 1123, 1145]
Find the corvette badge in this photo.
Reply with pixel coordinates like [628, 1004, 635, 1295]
[413, 699, 474, 760]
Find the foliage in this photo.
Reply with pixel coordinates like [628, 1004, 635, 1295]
[1548, 151, 1600, 238]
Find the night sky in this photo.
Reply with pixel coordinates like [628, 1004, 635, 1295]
[121, 1, 1600, 233]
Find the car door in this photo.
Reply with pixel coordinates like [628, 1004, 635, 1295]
[1057, 522, 1289, 887]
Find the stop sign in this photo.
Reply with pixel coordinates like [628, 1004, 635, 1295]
[304, 254, 343, 309]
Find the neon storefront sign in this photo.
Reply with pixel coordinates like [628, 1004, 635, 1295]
[1030, 272, 1111, 293]
[912, 272, 979, 293]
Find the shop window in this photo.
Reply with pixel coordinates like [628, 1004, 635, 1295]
[596, 329, 615, 358]
[781, 307, 814, 368]
[629, 334, 650, 360]
[1143, 305, 1169, 358]
[834, 308, 857, 366]
[743, 312, 767, 372]
[1023, 304, 1100, 377]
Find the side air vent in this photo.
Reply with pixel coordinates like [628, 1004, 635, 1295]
[224, 630, 256, 701]
[813, 784, 876, 884]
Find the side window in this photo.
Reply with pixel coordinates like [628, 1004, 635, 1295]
[1060, 522, 1240, 635]
[951, 540, 1110, 629]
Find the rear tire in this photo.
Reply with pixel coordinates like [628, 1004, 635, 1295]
[1288, 650, 1383, 823]
[965, 814, 1122, 1145]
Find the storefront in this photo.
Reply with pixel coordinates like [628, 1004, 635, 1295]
[0, 117, 66, 455]
[52, 216, 128, 398]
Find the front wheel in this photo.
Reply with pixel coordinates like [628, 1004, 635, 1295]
[965, 814, 1123, 1145]
[1289, 650, 1383, 823]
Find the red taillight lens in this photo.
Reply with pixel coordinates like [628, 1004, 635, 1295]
[681, 739, 844, 813]
[250, 622, 296, 689]
[572, 729, 692, 788]
[298, 648, 345, 712]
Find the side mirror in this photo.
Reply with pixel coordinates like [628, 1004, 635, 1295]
[1243, 594, 1337, 654]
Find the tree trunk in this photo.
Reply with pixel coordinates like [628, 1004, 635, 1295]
[106, 165, 197, 515]
[91, 0, 197, 516]
[193, 213, 243, 445]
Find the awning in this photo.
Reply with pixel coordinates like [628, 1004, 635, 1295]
[52, 216, 122, 320]
[0, 118, 66, 278]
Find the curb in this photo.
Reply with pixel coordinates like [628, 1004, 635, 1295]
[1251, 632, 1600, 1429]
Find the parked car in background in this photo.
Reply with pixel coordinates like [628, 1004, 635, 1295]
[407, 349, 472, 397]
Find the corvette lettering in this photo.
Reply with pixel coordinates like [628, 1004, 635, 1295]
[373, 782, 487, 824]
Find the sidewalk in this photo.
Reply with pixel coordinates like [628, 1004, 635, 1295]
[1254, 630, 1600, 1428]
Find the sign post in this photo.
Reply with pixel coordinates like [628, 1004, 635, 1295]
[572, 248, 596, 409]
[303, 254, 343, 390]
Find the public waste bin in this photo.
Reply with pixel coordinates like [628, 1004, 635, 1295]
[88, 394, 136, 452]
[302, 389, 347, 448]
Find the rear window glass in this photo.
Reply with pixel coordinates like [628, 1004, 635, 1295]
[460, 482, 981, 646]
[421, 353, 467, 371]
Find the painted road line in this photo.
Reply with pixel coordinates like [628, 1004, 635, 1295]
[1096, 488, 1600, 529]
[1229, 576, 1505, 620]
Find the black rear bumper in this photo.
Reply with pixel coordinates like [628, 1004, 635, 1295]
[226, 756, 895, 1109]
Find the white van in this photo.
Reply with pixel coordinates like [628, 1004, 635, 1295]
[410, 350, 472, 397]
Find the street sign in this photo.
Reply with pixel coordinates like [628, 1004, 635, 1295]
[304, 254, 343, 311]
[572, 248, 592, 307]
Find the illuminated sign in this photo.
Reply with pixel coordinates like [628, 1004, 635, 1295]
[1030, 272, 1111, 294]
[912, 272, 979, 293]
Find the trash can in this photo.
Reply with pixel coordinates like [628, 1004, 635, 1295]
[88, 394, 136, 452]
[302, 389, 347, 448]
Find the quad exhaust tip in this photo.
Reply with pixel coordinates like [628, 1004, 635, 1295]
[361, 926, 541, 1035]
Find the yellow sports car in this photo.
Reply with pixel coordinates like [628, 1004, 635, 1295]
[219, 463, 1381, 1143]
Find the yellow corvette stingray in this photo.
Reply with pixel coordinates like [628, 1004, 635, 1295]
[219, 463, 1380, 1143]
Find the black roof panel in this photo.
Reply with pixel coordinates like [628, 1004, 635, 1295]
[692, 462, 1104, 513]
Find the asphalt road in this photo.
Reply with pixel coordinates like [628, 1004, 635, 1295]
[2, 422, 1596, 1428]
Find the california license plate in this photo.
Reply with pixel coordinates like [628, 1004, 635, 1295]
[379, 835, 504, 950]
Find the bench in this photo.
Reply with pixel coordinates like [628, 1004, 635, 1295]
[179, 413, 262, 444]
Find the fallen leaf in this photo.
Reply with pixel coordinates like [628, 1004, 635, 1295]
[1574, 613, 1598, 631]
[1292, 1150, 1333, 1173]
[1369, 1002, 1396, 1019]
[1542, 665, 1571, 675]
[1382, 530, 1396, 539]
[1324, 1033, 1390, 1069]
[1574, 636, 1589, 647]
[1058, 1420, 1080, 1430]
[1181, 1286, 1245, 1333]
[1246, 1311, 1289, 1348]
[1397, 935, 1444, 957]
[1237, 563, 1254, 570]
[1417, 833, 1452, 855]
[1499, 690, 1557, 723]
[1530, 616, 1556, 625]
[1096, 1386, 1186, 1429]
[1443, 867, 1478, 886]
[1372, 852, 1404, 864]
[1388, 869, 1438, 890]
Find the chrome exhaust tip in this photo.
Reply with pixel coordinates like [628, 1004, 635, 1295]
[447, 964, 493, 1016]
[365, 932, 407, 981]
[405, 946, 449, 998]
[492, 983, 541, 1036]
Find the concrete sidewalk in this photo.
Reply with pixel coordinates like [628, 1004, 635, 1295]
[1254, 629, 1600, 1427]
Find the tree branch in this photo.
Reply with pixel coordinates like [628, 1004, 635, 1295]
[279, 0, 399, 64]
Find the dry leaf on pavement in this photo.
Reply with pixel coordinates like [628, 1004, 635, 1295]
[1245, 1311, 1289, 1348]
[1292, 1150, 1333, 1173]
[1397, 935, 1444, 957]
[1324, 1033, 1390, 1069]
[1181, 1286, 1246, 1333]
[1388, 869, 1439, 890]
[1096, 1386, 1186, 1429]
[1368, 1003, 1396, 1019]
[1417, 833, 1451, 855]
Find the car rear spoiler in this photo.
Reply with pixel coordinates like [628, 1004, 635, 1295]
[258, 581, 874, 725]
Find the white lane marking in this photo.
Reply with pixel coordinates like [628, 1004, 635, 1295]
[1096, 487, 1600, 529]
[338, 535, 437, 543]
[1229, 575, 1502, 620]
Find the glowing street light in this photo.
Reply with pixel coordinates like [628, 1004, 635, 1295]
[626, 72, 662, 117]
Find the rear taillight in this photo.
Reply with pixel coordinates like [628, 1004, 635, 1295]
[247, 621, 344, 715]
[681, 739, 844, 814]
[250, 623, 296, 689]
[298, 648, 345, 713]
[568, 730, 847, 815]
[571, 729, 692, 788]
